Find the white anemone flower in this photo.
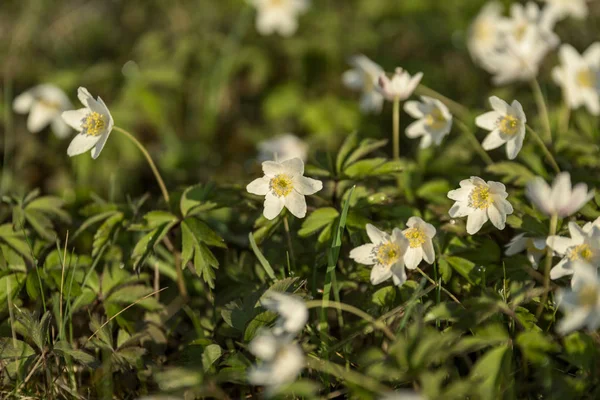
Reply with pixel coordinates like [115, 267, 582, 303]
[447, 177, 513, 235]
[349, 224, 410, 286]
[402, 217, 436, 270]
[556, 261, 600, 335]
[61, 87, 114, 159]
[13, 84, 72, 138]
[247, 158, 322, 220]
[546, 220, 600, 279]
[467, 2, 506, 67]
[248, 330, 304, 395]
[342, 54, 385, 114]
[258, 134, 308, 162]
[526, 172, 594, 218]
[249, 0, 309, 37]
[543, 0, 589, 23]
[403, 96, 453, 149]
[261, 292, 308, 336]
[552, 43, 600, 115]
[505, 233, 547, 269]
[377, 67, 423, 102]
[501, 2, 558, 44]
[475, 96, 526, 160]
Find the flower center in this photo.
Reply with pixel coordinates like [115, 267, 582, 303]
[568, 244, 593, 262]
[497, 115, 519, 136]
[81, 111, 105, 136]
[404, 227, 426, 248]
[270, 174, 293, 197]
[514, 24, 527, 42]
[578, 284, 599, 308]
[468, 186, 492, 210]
[373, 242, 401, 266]
[576, 68, 597, 89]
[425, 108, 447, 130]
[37, 98, 62, 111]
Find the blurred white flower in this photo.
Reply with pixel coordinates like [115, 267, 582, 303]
[543, 0, 589, 24]
[526, 172, 594, 217]
[248, 330, 304, 395]
[261, 292, 308, 336]
[546, 220, 600, 279]
[377, 67, 423, 102]
[249, 0, 309, 37]
[247, 158, 322, 220]
[552, 43, 600, 115]
[342, 54, 385, 114]
[505, 233, 547, 269]
[447, 177, 513, 235]
[556, 261, 600, 335]
[61, 87, 114, 159]
[13, 84, 72, 138]
[475, 96, 526, 160]
[403, 96, 453, 149]
[467, 2, 506, 67]
[402, 216, 436, 270]
[380, 391, 423, 400]
[349, 224, 410, 286]
[258, 134, 308, 162]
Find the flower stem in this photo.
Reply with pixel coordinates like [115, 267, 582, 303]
[456, 120, 494, 166]
[393, 98, 401, 160]
[114, 126, 170, 206]
[415, 266, 463, 307]
[282, 215, 296, 271]
[526, 125, 560, 174]
[530, 78, 552, 144]
[536, 213, 558, 319]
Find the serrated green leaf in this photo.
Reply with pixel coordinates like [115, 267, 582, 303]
[183, 217, 226, 248]
[54, 340, 99, 367]
[93, 212, 124, 257]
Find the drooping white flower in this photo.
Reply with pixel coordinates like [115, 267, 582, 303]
[546, 220, 600, 279]
[556, 261, 600, 335]
[447, 177, 514, 235]
[247, 158, 322, 220]
[260, 292, 308, 336]
[258, 134, 308, 162]
[403, 96, 453, 149]
[377, 67, 423, 102]
[467, 2, 506, 67]
[505, 233, 547, 269]
[248, 330, 304, 395]
[349, 224, 410, 286]
[249, 0, 309, 37]
[552, 43, 600, 115]
[543, 0, 589, 24]
[13, 84, 72, 138]
[342, 54, 385, 114]
[526, 172, 594, 218]
[475, 96, 526, 160]
[61, 87, 114, 159]
[402, 217, 436, 270]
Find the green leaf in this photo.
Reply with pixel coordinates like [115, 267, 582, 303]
[248, 232, 276, 281]
[417, 179, 451, 204]
[444, 256, 482, 285]
[563, 332, 597, 372]
[486, 162, 535, 186]
[131, 221, 176, 270]
[180, 183, 221, 217]
[143, 211, 178, 228]
[516, 331, 558, 365]
[93, 212, 124, 257]
[201, 344, 222, 372]
[154, 368, 203, 391]
[183, 217, 226, 248]
[180, 220, 196, 269]
[470, 345, 513, 399]
[298, 207, 339, 237]
[336, 132, 359, 174]
[372, 286, 396, 307]
[0, 338, 35, 360]
[344, 158, 387, 178]
[54, 340, 99, 367]
[344, 138, 388, 169]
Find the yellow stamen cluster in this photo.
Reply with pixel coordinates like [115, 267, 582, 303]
[81, 112, 105, 136]
[576, 68, 597, 89]
[425, 108, 447, 130]
[578, 284, 599, 308]
[468, 186, 492, 210]
[374, 242, 401, 266]
[497, 115, 519, 136]
[270, 174, 293, 197]
[568, 244, 593, 262]
[404, 228, 426, 248]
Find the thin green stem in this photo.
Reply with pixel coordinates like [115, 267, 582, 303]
[114, 126, 170, 206]
[526, 125, 560, 174]
[456, 120, 493, 166]
[536, 214, 558, 319]
[530, 78, 552, 144]
[282, 215, 296, 271]
[415, 266, 463, 307]
[393, 98, 400, 160]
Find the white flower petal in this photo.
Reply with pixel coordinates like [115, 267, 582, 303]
[370, 264, 392, 285]
[263, 192, 285, 220]
[281, 157, 304, 177]
[13, 91, 34, 113]
[489, 96, 510, 114]
[51, 117, 72, 139]
[403, 101, 426, 118]
[67, 133, 101, 157]
[448, 202, 470, 218]
[557, 307, 591, 335]
[284, 191, 307, 219]
[550, 258, 573, 279]
[505, 234, 527, 256]
[27, 103, 56, 133]
[487, 203, 506, 230]
[404, 246, 423, 269]
[91, 131, 111, 159]
[61, 109, 87, 131]
[262, 161, 284, 177]
[366, 224, 387, 244]
[475, 111, 500, 130]
[481, 129, 506, 150]
[422, 239, 435, 264]
[505, 131, 524, 159]
[546, 236, 574, 255]
[292, 176, 322, 195]
[342, 70, 364, 90]
[466, 208, 488, 234]
[247, 177, 271, 195]
[349, 244, 376, 265]
[391, 262, 407, 286]
[405, 120, 426, 138]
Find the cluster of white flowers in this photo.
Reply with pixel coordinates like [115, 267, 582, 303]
[468, 2, 559, 85]
[349, 218, 436, 287]
[247, 292, 308, 395]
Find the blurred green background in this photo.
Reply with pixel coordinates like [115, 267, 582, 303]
[1, 0, 599, 202]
